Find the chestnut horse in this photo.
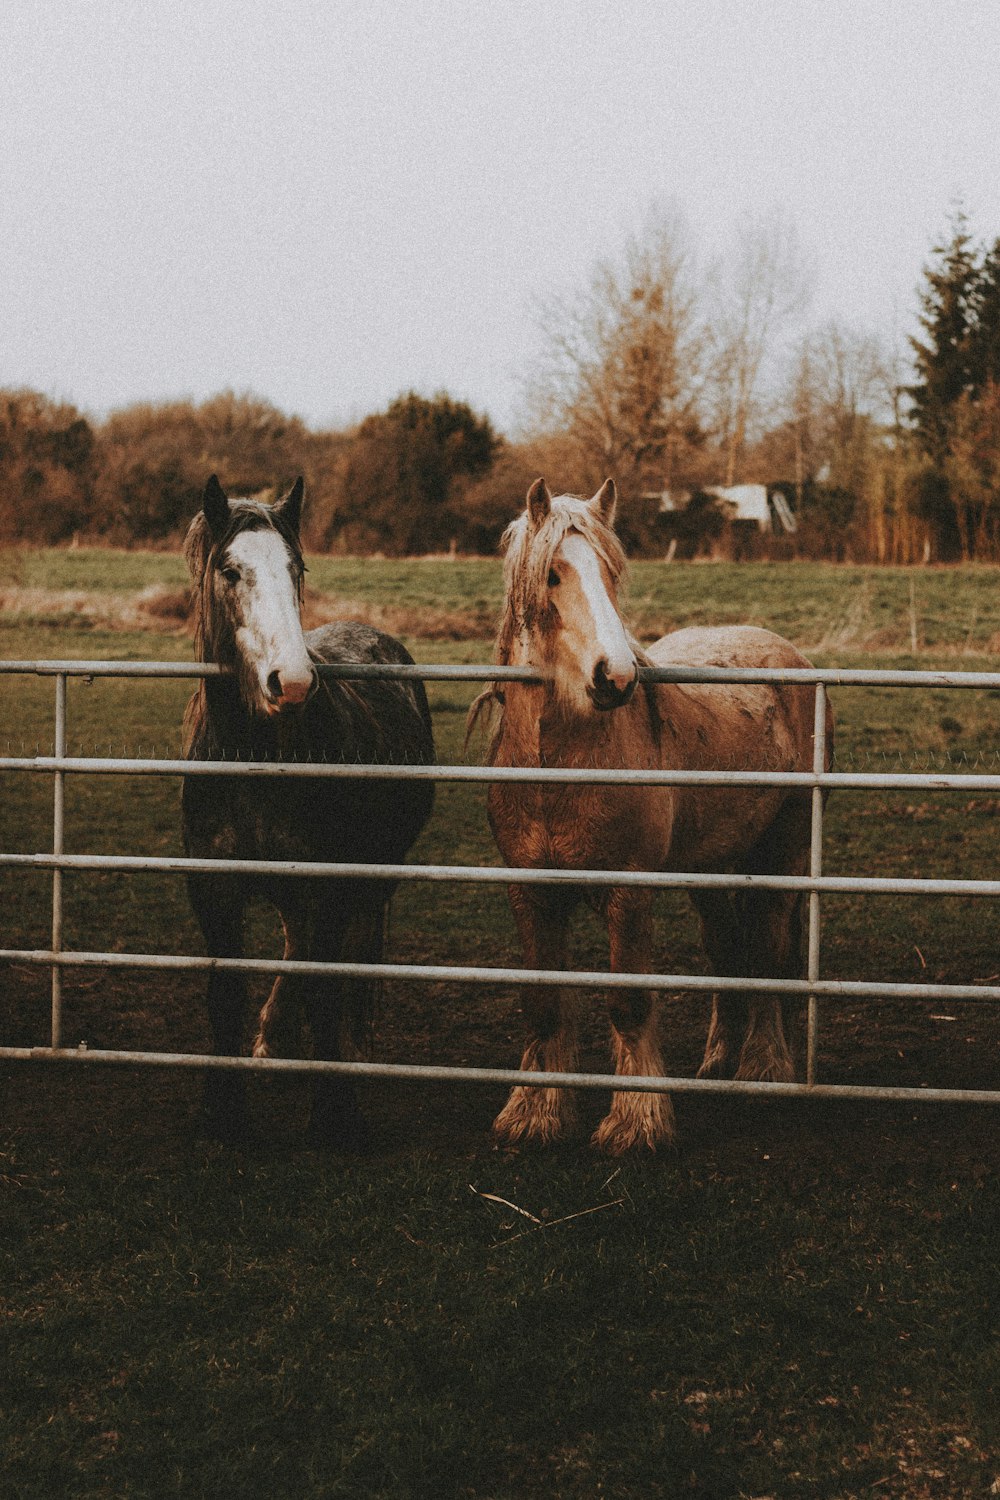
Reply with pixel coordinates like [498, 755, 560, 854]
[182, 476, 434, 1149]
[481, 478, 832, 1154]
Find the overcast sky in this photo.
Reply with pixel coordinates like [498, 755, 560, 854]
[3, 0, 1000, 434]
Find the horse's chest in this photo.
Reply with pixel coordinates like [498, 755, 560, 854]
[183, 779, 308, 860]
[488, 783, 672, 871]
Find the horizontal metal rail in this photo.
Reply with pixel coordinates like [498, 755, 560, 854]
[2, 656, 1000, 1112]
[2, 849, 1000, 900]
[5, 657, 1000, 688]
[0, 1044, 995, 1106]
[3, 946, 1000, 1006]
[3, 754, 1000, 792]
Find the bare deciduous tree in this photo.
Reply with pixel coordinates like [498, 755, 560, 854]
[707, 210, 812, 485]
[797, 321, 892, 489]
[520, 202, 705, 500]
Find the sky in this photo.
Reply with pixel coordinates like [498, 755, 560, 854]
[3, 0, 1000, 435]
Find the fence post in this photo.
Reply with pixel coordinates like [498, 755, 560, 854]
[805, 681, 826, 1086]
[51, 672, 66, 1051]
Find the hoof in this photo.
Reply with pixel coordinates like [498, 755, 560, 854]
[591, 1092, 675, 1155]
[734, 1047, 795, 1084]
[492, 1086, 573, 1149]
[491, 1122, 565, 1152]
[590, 1120, 660, 1156]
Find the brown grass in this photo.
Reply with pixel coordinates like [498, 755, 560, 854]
[0, 584, 192, 632]
[301, 588, 490, 641]
[0, 584, 491, 642]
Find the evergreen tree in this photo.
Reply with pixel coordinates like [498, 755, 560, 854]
[909, 208, 982, 466]
[968, 237, 1000, 391]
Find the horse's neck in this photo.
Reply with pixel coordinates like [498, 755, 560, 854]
[193, 674, 281, 760]
[494, 684, 658, 769]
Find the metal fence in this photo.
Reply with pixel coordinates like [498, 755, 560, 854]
[2, 656, 1000, 1109]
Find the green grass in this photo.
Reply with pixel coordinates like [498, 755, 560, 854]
[3, 586, 1000, 1497]
[0, 547, 191, 593]
[3, 1142, 997, 1498]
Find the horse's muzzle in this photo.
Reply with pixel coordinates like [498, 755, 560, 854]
[588, 664, 638, 711]
[264, 666, 318, 714]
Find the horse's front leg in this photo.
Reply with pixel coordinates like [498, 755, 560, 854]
[187, 874, 252, 1145]
[492, 885, 577, 1147]
[593, 888, 674, 1155]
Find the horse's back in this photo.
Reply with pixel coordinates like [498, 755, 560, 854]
[306, 620, 417, 670]
[646, 624, 811, 673]
[306, 620, 434, 763]
[646, 624, 822, 776]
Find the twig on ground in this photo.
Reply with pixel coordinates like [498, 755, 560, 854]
[491, 1197, 627, 1247]
[468, 1184, 542, 1224]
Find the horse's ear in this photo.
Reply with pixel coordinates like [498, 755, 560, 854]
[274, 476, 304, 537]
[202, 474, 230, 540]
[590, 479, 617, 528]
[526, 477, 552, 530]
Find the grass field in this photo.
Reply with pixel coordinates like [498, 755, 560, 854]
[2, 557, 1000, 1498]
[6, 545, 1000, 653]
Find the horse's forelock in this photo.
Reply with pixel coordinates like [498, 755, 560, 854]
[187, 500, 305, 665]
[496, 495, 627, 663]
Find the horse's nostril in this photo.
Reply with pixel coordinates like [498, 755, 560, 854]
[266, 671, 282, 701]
[594, 657, 609, 688]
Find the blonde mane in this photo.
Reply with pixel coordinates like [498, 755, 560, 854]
[496, 493, 630, 665]
[466, 492, 646, 754]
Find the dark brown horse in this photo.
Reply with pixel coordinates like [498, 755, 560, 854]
[182, 475, 434, 1148]
[481, 478, 832, 1154]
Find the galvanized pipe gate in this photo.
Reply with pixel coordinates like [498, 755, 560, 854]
[2, 657, 1000, 1108]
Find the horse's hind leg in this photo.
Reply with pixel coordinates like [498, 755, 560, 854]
[731, 796, 810, 1083]
[305, 891, 383, 1153]
[187, 874, 252, 1144]
[690, 890, 749, 1080]
[733, 888, 800, 1083]
[493, 887, 578, 1147]
[593, 889, 674, 1155]
[252, 917, 305, 1061]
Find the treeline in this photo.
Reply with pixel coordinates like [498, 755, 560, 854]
[4, 204, 1000, 560]
[0, 388, 532, 555]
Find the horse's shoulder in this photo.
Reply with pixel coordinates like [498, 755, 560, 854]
[647, 625, 811, 671]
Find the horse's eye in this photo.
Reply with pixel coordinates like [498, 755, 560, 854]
[221, 567, 241, 585]
[548, 569, 560, 588]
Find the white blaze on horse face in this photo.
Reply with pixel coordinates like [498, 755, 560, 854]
[224, 529, 315, 714]
[552, 532, 637, 710]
